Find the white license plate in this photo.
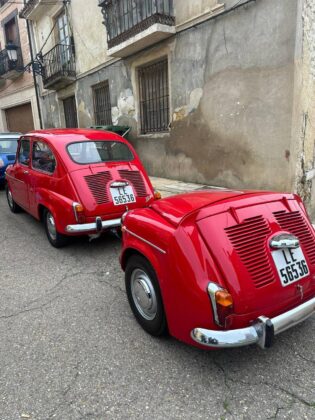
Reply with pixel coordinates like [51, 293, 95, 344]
[110, 185, 136, 206]
[272, 247, 309, 287]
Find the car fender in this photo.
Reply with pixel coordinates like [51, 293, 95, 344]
[35, 188, 75, 232]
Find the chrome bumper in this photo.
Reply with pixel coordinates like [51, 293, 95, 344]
[66, 217, 121, 233]
[191, 296, 315, 349]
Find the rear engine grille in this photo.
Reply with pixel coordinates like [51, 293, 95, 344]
[84, 171, 112, 204]
[225, 215, 274, 288]
[118, 170, 147, 197]
[274, 210, 315, 265]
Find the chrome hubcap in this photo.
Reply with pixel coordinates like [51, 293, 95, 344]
[7, 189, 13, 208]
[47, 212, 57, 241]
[131, 269, 157, 320]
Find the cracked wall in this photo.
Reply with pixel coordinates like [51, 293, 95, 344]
[40, 0, 305, 203]
[291, 0, 315, 218]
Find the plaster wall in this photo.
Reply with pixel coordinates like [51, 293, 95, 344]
[174, 0, 222, 25]
[41, 0, 299, 197]
[290, 0, 315, 218]
[129, 0, 298, 192]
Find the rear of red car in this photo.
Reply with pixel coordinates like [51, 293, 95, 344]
[63, 135, 156, 234]
[188, 192, 315, 348]
[135, 191, 315, 349]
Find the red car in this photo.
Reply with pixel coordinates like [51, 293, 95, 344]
[5, 129, 157, 247]
[120, 190, 315, 349]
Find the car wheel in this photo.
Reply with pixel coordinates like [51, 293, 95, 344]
[6, 185, 21, 213]
[125, 255, 167, 336]
[43, 209, 68, 248]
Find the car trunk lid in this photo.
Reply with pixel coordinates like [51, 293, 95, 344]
[70, 162, 153, 217]
[196, 197, 315, 316]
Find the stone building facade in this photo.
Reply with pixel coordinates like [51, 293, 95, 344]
[0, 0, 40, 132]
[20, 0, 315, 217]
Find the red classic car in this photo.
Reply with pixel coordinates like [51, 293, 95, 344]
[5, 129, 157, 247]
[120, 190, 315, 349]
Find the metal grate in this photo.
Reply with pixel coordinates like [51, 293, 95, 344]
[85, 171, 113, 204]
[118, 169, 147, 196]
[42, 43, 76, 89]
[63, 96, 78, 128]
[100, 0, 175, 49]
[93, 81, 112, 126]
[225, 215, 275, 289]
[274, 210, 315, 265]
[139, 58, 169, 134]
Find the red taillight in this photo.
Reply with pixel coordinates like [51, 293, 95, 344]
[154, 190, 162, 200]
[208, 283, 234, 327]
[73, 202, 85, 223]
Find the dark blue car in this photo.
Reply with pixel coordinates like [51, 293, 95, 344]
[0, 133, 20, 186]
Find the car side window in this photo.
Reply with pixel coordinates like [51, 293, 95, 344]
[18, 139, 30, 166]
[32, 141, 56, 174]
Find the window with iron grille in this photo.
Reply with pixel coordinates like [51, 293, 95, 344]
[93, 81, 112, 126]
[63, 96, 78, 128]
[138, 58, 169, 134]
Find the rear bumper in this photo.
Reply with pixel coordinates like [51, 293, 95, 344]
[66, 217, 121, 233]
[191, 296, 315, 349]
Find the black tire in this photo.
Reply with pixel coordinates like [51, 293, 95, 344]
[43, 209, 68, 248]
[6, 184, 21, 213]
[125, 255, 167, 336]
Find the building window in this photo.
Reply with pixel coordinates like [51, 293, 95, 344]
[93, 81, 112, 126]
[63, 96, 78, 128]
[138, 58, 169, 134]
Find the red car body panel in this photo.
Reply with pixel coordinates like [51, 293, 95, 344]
[121, 191, 315, 348]
[6, 129, 155, 235]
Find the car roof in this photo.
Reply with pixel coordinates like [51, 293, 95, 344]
[24, 128, 126, 145]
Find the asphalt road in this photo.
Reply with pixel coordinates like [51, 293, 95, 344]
[0, 191, 315, 420]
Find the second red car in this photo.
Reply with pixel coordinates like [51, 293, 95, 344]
[5, 128, 157, 247]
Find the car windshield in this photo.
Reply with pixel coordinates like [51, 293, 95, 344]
[0, 139, 18, 154]
[67, 141, 134, 164]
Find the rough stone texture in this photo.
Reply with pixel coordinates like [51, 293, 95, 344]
[292, 0, 315, 219]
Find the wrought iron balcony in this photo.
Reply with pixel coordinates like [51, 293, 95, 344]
[42, 44, 76, 90]
[99, 0, 175, 57]
[0, 47, 23, 80]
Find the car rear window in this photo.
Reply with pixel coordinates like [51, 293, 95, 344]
[0, 139, 18, 154]
[67, 141, 134, 164]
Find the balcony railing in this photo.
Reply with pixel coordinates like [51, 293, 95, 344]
[42, 44, 76, 90]
[0, 47, 23, 80]
[99, 0, 175, 49]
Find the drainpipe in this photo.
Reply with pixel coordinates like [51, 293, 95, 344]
[26, 18, 43, 129]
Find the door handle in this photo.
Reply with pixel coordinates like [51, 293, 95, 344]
[23, 170, 29, 175]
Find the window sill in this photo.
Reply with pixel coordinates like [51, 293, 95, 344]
[137, 132, 171, 139]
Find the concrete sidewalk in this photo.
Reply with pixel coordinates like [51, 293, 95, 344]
[150, 176, 226, 198]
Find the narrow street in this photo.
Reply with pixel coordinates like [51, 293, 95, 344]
[0, 190, 314, 419]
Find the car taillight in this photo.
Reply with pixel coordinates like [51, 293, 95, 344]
[154, 190, 162, 200]
[207, 282, 233, 327]
[73, 202, 85, 223]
